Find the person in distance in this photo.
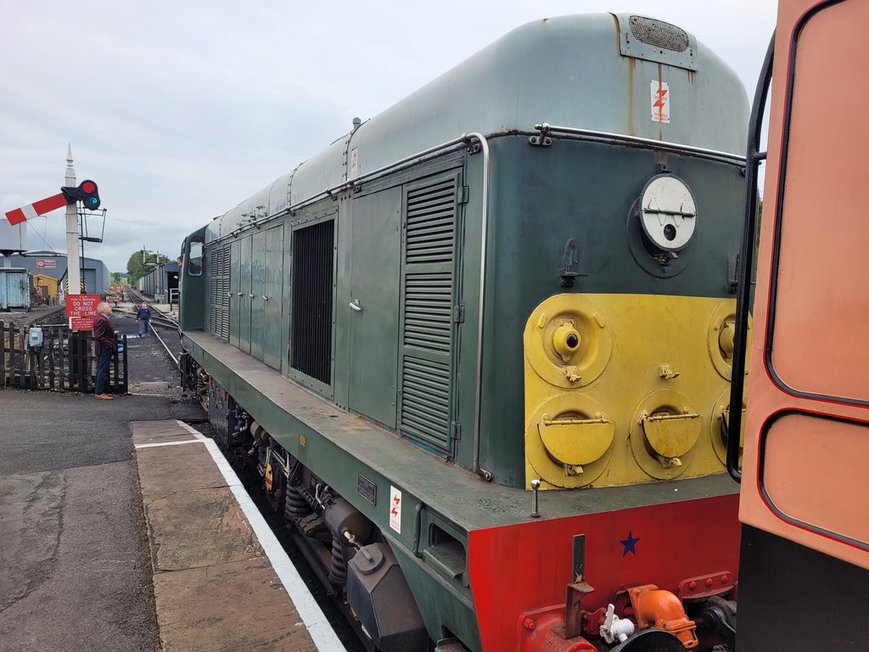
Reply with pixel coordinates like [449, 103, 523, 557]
[137, 302, 152, 337]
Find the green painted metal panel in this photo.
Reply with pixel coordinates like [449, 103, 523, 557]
[229, 239, 241, 348]
[398, 170, 463, 455]
[333, 202, 351, 409]
[392, 542, 480, 651]
[238, 236, 252, 354]
[263, 224, 284, 369]
[250, 231, 267, 361]
[348, 188, 401, 428]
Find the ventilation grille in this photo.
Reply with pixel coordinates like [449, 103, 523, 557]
[406, 180, 456, 264]
[208, 244, 231, 340]
[400, 356, 451, 449]
[630, 16, 689, 53]
[399, 174, 459, 454]
[291, 220, 334, 385]
[404, 272, 452, 353]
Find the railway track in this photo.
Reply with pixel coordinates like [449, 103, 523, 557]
[125, 288, 181, 368]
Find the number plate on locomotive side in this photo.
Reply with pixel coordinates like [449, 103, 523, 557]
[357, 473, 377, 505]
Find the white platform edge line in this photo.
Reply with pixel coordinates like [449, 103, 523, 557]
[175, 420, 208, 440]
[175, 422, 345, 651]
[135, 439, 201, 449]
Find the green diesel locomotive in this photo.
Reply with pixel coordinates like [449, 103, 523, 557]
[180, 13, 748, 652]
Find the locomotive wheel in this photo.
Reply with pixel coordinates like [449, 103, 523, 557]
[610, 629, 685, 652]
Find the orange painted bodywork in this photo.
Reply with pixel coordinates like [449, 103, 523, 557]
[739, 0, 869, 568]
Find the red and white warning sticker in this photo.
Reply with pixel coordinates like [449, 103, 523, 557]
[650, 80, 670, 124]
[389, 486, 402, 534]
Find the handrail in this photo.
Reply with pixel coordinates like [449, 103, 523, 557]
[727, 33, 775, 482]
[534, 123, 747, 166]
[466, 133, 492, 481]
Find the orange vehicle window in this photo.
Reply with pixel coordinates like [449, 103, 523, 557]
[769, 0, 869, 403]
[762, 412, 868, 549]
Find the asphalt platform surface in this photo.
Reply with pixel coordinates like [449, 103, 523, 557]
[0, 311, 201, 651]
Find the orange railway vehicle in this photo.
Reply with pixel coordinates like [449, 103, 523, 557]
[728, 0, 869, 649]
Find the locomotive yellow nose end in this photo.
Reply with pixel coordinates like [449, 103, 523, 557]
[524, 294, 741, 489]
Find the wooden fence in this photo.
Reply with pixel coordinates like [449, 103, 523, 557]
[0, 321, 127, 393]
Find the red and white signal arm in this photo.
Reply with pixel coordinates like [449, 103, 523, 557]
[5, 180, 101, 225]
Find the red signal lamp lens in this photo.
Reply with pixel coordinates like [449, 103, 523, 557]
[81, 181, 96, 193]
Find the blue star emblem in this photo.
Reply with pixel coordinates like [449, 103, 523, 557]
[620, 530, 640, 556]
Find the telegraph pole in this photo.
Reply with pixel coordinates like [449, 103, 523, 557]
[64, 144, 81, 296]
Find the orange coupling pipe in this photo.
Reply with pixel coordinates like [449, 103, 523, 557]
[627, 585, 699, 649]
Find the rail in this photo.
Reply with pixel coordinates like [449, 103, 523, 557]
[126, 288, 181, 368]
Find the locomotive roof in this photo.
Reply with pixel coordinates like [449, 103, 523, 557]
[207, 13, 748, 241]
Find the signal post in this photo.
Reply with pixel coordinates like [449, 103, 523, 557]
[64, 145, 81, 298]
[4, 146, 103, 329]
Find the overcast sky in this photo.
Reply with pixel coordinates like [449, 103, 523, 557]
[0, 1, 776, 273]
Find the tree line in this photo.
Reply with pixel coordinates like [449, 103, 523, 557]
[126, 250, 171, 284]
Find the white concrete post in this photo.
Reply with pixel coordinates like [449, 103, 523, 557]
[64, 144, 81, 296]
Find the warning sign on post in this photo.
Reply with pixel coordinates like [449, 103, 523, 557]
[70, 316, 96, 331]
[66, 294, 101, 331]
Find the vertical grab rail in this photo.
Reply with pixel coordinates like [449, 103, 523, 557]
[727, 35, 775, 482]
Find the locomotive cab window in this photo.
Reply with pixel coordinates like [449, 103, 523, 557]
[187, 240, 204, 277]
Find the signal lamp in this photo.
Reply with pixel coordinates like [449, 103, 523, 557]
[61, 179, 101, 210]
[79, 180, 100, 210]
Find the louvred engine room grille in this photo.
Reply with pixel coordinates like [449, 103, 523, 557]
[208, 244, 230, 340]
[400, 176, 458, 453]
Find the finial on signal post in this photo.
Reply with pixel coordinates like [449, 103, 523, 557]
[66, 144, 75, 184]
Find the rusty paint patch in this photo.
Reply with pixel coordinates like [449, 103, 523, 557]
[628, 58, 636, 136]
[610, 13, 621, 49]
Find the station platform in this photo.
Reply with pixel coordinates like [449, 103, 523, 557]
[133, 419, 344, 651]
[0, 309, 347, 651]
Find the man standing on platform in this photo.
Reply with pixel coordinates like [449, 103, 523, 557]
[93, 301, 117, 400]
[136, 302, 152, 337]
